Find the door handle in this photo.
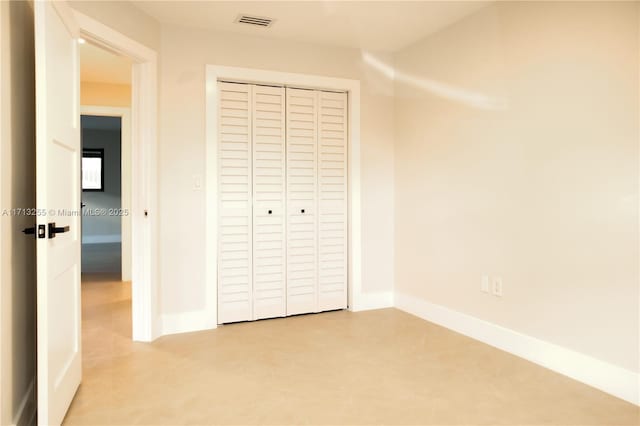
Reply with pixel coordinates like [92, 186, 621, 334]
[22, 224, 46, 239]
[48, 222, 69, 239]
[81, 202, 86, 208]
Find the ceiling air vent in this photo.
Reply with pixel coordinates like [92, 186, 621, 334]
[235, 14, 274, 28]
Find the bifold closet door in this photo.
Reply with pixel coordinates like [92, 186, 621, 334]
[218, 83, 347, 323]
[218, 82, 253, 323]
[252, 85, 286, 319]
[317, 91, 348, 311]
[286, 88, 319, 315]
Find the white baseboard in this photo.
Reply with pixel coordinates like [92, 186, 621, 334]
[162, 291, 395, 335]
[82, 234, 121, 244]
[352, 290, 394, 311]
[161, 310, 217, 336]
[12, 378, 36, 426]
[394, 292, 640, 406]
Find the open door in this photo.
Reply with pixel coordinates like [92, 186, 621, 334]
[34, 1, 82, 424]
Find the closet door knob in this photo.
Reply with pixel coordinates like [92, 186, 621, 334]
[301, 209, 305, 213]
[268, 210, 272, 215]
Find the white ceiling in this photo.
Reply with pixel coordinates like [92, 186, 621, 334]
[80, 41, 132, 85]
[132, 1, 490, 52]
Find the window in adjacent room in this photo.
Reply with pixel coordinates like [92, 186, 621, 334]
[82, 148, 105, 191]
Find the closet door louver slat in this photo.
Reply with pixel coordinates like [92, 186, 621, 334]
[218, 82, 253, 323]
[286, 88, 319, 315]
[252, 85, 287, 319]
[318, 91, 348, 311]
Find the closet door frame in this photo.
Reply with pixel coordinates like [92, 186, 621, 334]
[206, 65, 363, 326]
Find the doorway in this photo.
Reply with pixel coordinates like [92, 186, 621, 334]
[81, 114, 129, 278]
[34, 4, 159, 422]
[75, 8, 159, 341]
[79, 40, 134, 360]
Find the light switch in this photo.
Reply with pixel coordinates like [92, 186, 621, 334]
[492, 277, 503, 297]
[193, 174, 202, 191]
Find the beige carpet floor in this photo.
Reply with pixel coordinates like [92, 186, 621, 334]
[63, 275, 639, 425]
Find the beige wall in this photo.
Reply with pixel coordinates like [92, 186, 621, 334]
[393, 1, 639, 373]
[158, 25, 395, 314]
[81, 82, 131, 108]
[0, 1, 37, 424]
[69, 2, 637, 379]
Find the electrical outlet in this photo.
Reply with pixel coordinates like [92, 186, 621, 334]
[481, 275, 490, 293]
[492, 276, 503, 297]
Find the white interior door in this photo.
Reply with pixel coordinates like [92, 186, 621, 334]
[218, 82, 253, 323]
[34, 1, 82, 424]
[286, 88, 319, 315]
[252, 85, 286, 319]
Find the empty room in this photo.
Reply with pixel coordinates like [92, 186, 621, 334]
[0, 1, 638, 425]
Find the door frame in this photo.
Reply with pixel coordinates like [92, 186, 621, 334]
[205, 65, 363, 328]
[0, 4, 3, 424]
[74, 11, 159, 341]
[80, 106, 132, 282]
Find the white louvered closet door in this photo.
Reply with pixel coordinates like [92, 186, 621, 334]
[285, 88, 319, 315]
[218, 82, 253, 323]
[317, 91, 348, 311]
[252, 86, 287, 319]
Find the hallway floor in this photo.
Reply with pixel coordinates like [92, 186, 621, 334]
[81, 242, 122, 275]
[64, 275, 638, 425]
